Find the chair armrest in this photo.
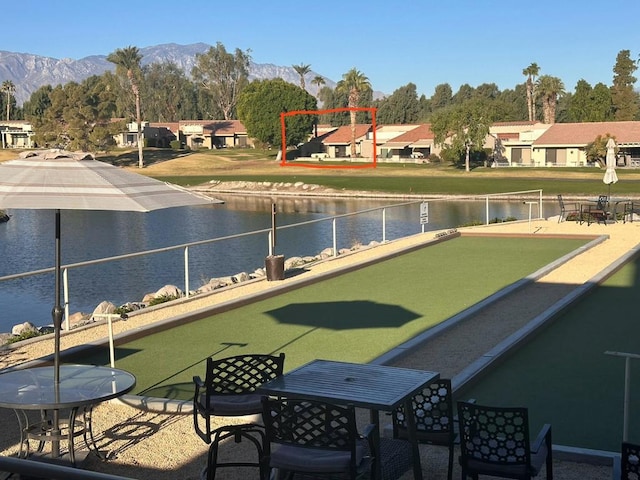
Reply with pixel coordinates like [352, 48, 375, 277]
[360, 423, 379, 457]
[531, 423, 552, 454]
[192, 375, 204, 400]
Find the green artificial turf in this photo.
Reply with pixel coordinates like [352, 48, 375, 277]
[459, 252, 640, 452]
[68, 236, 589, 402]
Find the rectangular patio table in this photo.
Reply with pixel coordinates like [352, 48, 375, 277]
[258, 359, 439, 480]
[581, 197, 631, 224]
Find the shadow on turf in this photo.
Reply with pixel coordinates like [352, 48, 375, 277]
[265, 300, 421, 330]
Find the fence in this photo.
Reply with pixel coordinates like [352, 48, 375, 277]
[1, 190, 543, 331]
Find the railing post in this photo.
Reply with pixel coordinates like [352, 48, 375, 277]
[539, 190, 543, 219]
[332, 218, 337, 258]
[184, 246, 190, 298]
[382, 208, 387, 243]
[604, 350, 640, 441]
[485, 196, 490, 225]
[63, 268, 69, 331]
[268, 231, 273, 256]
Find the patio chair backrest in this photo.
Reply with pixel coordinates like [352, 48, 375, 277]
[262, 397, 358, 450]
[597, 195, 609, 209]
[393, 378, 454, 439]
[204, 353, 285, 396]
[621, 442, 640, 479]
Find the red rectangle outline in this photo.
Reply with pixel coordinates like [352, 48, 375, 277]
[280, 107, 377, 169]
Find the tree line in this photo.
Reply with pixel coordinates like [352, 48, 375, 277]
[0, 43, 637, 169]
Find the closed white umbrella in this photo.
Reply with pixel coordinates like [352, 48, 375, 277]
[0, 149, 222, 386]
[603, 138, 618, 195]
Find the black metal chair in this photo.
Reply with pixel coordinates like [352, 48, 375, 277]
[583, 195, 612, 225]
[621, 442, 640, 480]
[193, 353, 285, 479]
[260, 396, 376, 480]
[457, 401, 553, 480]
[391, 378, 456, 480]
[556, 194, 580, 223]
[623, 201, 640, 223]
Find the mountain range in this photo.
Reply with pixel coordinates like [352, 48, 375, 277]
[0, 42, 344, 106]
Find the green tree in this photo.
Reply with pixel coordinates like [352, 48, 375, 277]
[237, 78, 317, 147]
[31, 77, 121, 151]
[192, 42, 251, 120]
[566, 79, 593, 122]
[496, 85, 529, 121]
[430, 83, 453, 110]
[292, 63, 311, 90]
[2, 80, 16, 121]
[142, 62, 198, 122]
[585, 134, 617, 165]
[536, 75, 564, 124]
[522, 63, 540, 121]
[311, 75, 325, 99]
[23, 85, 53, 121]
[452, 84, 474, 104]
[590, 83, 614, 121]
[376, 83, 420, 124]
[430, 99, 493, 172]
[611, 49, 638, 121]
[107, 46, 144, 167]
[335, 68, 371, 158]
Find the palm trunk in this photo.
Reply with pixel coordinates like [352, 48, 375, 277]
[135, 90, 144, 168]
[349, 110, 357, 158]
[526, 81, 533, 122]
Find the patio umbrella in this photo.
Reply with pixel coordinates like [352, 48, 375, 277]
[603, 138, 618, 198]
[0, 149, 223, 386]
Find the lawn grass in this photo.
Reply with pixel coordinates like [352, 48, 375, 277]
[152, 174, 639, 197]
[458, 252, 640, 452]
[93, 147, 640, 197]
[67, 236, 589, 402]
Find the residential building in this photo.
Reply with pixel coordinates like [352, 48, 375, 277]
[0, 121, 35, 148]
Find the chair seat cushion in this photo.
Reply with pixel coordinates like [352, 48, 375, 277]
[270, 443, 366, 473]
[199, 393, 263, 416]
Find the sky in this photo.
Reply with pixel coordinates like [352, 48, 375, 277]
[3, 0, 640, 97]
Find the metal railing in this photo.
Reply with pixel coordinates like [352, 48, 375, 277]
[0, 455, 137, 479]
[1, 191, 543, 330]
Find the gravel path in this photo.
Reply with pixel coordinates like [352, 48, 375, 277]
[1, 218, 637, 480]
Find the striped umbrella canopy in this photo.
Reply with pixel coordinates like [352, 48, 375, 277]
[0, 149, 222, 388]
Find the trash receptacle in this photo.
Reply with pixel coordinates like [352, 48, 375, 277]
[265, 255, 285, 281]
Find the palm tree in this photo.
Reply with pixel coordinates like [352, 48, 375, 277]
[336, 68, 371, 158]
[2, 80, 15, 121]
[311, 75, 325, 97]
[536, 75, 565, 124]
[522, 63, 539, 122]
[292, 63, 311, 90]
[107, 46, 144, 168]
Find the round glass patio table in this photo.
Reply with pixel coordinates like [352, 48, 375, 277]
[0, 364, 136, 465]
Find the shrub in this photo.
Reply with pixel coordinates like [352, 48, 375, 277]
[148, 294, 179, 306]
[7, 330, 44, 344]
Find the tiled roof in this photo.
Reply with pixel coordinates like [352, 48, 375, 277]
[534, 121, 640, 146]
[322, 124, 372, 144]
[386, 124, 434, 143]
[179, 120, 247, 135]
[150, 122, 180, 131]
[492, 121, 541, 127]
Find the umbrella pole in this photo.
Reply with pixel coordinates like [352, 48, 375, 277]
[52, 209, 63, 458]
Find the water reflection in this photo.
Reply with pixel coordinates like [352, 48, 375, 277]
[0, 196, 556, 330]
